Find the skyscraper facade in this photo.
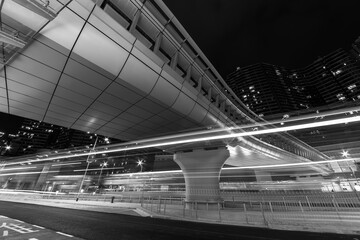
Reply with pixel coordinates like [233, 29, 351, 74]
[226, 38, 360, 117]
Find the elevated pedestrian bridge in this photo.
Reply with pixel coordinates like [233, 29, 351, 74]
[0, 0, 332, 204]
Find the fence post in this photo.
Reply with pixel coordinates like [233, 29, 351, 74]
[218, 202, 221, 222]
[260, 203, 268, 227]
[158, 198, 161, 213]
[195, 202, 198, 219]
[269, 201, 273, 213]
[243, 203, 248, 224]
[305, 196, 312, 211]
[283, 196, 287, 211]
[183, 200, 186, 217]
[299, 201, 304, 212]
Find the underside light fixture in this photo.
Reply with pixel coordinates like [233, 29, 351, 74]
[12, 0, 57, 20]
[0, 30, 26, 48]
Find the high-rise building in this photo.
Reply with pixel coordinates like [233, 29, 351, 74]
[226, 63, 308, 116]
[226, 38, 360, 117]
[1, 117, 120, 156]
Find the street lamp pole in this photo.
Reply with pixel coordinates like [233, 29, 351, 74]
[137, 159, 144, 172]
[76, 136, 98, 201]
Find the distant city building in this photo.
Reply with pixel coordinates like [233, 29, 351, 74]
[0, 117, 120, 156]
[226, 38, 360, 117]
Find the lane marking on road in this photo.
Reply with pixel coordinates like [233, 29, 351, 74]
[56, 231, 74, 237]
[32, 224, 45, 229]
[0, 215, 8, 218]
[29, 238, 39, 240]
[13, 219, 24, 223]
[135, 208, 151, 217]
[3, 230, 8, 236]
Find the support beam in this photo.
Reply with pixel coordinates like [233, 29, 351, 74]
[153, 33, 162, 54]
[170, 51, 178, 70]
[129, 9, 141, 34]
[196, 76, 202, 92]
[174, 148, 229, 209]
[0, 30, 26, 48]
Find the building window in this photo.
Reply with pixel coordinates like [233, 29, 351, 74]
[336, 93, 346, 101]
[348, 84, 357, 92]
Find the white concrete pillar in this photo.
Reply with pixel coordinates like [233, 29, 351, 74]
[174, 148, 229, 208]
[254, 170, 272, 182]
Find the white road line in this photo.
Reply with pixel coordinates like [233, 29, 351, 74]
[0, 215, 8, 218]
[3, 230, 8, 236]
[32, 224, 45, 229]
[13, 219, 24, 223]
[135, 208, 151, 217]
[29, 238, 39, 240]
[56, 231, 74, 237]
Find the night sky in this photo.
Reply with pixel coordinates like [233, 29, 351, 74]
[163, 0, 360, 77]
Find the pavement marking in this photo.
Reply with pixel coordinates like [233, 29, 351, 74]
[29, 238, 39, 240]
[32, 224, 45, 229]
[13, 219, 24, 223]
[56, 231, 74, 237]
[135, 208, 151, 217]
[0, 216, 8, 219]
[3, 230, 8, 236]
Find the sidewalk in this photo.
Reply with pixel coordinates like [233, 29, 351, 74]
[0, 195, 149, 217]
[1, 194, 359, 236]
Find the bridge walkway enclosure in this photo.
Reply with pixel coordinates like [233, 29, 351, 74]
[0, 0, 331, 204]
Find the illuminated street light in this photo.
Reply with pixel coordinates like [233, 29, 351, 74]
[341, 150, 349, 158]
[5, 145, 11, 150]
[137, 159, 144, 172]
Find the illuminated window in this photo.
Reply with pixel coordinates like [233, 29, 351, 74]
[332, 69, 342, 76]
[348, 84, 356, 91]
[336, 93, 346, 101]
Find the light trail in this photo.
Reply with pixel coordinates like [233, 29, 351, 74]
[0, 166, 37, 171]
[5, 115, 360, 166]
[73, 167, 125, 172]
[97, 106, 360, 148]
[0, 170, 59, 177]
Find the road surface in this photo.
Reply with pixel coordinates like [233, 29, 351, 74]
[0, 201, 356, 240]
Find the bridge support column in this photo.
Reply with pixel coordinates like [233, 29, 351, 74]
[254, 170, 272, 182]
[174, 148, 229, 209]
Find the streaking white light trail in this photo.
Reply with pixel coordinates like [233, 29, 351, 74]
[0, 166, 37, 171]
[0, 170, 59, 177]
[101, 106, 360, 148]
[51, 162, 82, 167]
[6, 115, 360, 166]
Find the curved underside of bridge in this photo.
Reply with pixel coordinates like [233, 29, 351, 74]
[0, 0, 229, 141]
[0, 0, 331, 174]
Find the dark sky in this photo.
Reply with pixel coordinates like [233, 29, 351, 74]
[163, 0, 360, 77]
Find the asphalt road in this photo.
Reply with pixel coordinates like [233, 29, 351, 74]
[0, 201, 357, 240]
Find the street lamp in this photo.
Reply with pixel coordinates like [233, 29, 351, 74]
[76, 136, 98, 201]
[5, 145, 11, 151]
[341, 150, 349, 158]
[97, 161, 108, 188]
[137, 159, 144, 172]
